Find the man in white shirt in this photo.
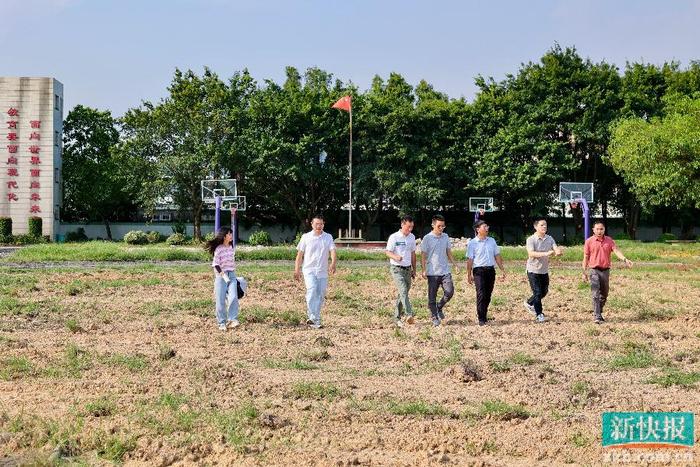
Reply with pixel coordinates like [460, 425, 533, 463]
[294, 215, 337, 329]
[385, 215, 417, 327]
[420, 214, 457, 327]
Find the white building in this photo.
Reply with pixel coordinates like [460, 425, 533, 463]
[0, 77, 63, 237]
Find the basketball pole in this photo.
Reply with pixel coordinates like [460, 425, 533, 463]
[215, 196, 221, 233]
[578, 198, 590, 240]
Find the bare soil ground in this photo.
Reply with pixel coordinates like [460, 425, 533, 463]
[1, 260, 699, 466]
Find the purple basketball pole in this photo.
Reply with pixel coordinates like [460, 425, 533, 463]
[578, 198, 590, 239]
[214, 196, 221, 233]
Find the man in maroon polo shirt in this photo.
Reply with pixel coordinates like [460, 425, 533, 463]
[582, 222, 633, 324]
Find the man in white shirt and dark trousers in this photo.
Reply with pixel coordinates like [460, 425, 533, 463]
[466, 220, 506, 326]
[385, 215, 417, 327]
[420, 215, 457, 327]
[294, 215, 337, 329]
[524, 218, 562, 323]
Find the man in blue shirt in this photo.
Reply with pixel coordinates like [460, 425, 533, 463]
[466, 220, 506, 325]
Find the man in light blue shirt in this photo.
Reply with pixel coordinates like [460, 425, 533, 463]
[466, 220, 506, 325]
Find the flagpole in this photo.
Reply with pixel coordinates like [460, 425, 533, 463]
[348, 100, 353, 238]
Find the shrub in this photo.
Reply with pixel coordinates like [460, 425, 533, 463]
[248, 230, 272, 246]
[28, 217, 42, 238]
[657, 232, 676, 242]
[204, 232, 216, 242]
[166, 233, 187, 245]
[613, 232, 632, 240]
[65, 228, 89, 242]
[293, 231, 303, 245]
[123, 230, 148, 245]
[171, 221, 186, 235]
[146, 231, 163, 244]
[0, 217, 11, 242]
[12, 234, 47, 245]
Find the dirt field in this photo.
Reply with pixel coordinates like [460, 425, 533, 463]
[1, 260, 699, 465]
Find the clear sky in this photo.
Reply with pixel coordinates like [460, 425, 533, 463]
[2, 0, 699, 117]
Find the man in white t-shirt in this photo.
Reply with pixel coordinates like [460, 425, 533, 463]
[385, 215, 417, 327]
[294, 215, 337, 329]
[420, 214, 457, 327]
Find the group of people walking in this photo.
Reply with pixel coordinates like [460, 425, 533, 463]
[206, 212, 633, 331]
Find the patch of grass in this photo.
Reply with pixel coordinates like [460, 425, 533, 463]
[62, 343, 93, 377]
[84, 397, 116, 417]
[490, 351, 538, 372]
[440, 336, 463, 366]
[241, 306, 275, 324]
[584, 325, 601, 336]
[0, 356, 35, 380]
[95, 432, 137, 462]
[211, 401, 260, 452]
[646, 370, 700, 388]
[387, 400, 449, 417]
[291, 382, 341, 400]
[418, 327, 432, 341]
[489, 360, 512, 373]
[608, 341, 658, 369]
[0, 296, 39, 317]
[634, 308, 675, 321]
[65, 318, 83, 333]
[176, 298, 214, 316]
[474, 400, 531, 421]
[570, 431, 590, 448]
[102, 353, 148, 372]
[275, 309, 304, 326]
[508, 351, 537, 365]
[66, 280, 91, 296]
[264, 359, 319, 371]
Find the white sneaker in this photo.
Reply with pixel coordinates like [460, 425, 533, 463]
[227, 319, 240, 329]
[218, 324, 227, 331]
[394, 319, 404, 328]
[309, 323, 323, 329]
[523, 301, 536, 316]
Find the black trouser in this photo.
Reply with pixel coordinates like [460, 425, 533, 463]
[526, 272, 549, 316]
[473, 266, 496, 322]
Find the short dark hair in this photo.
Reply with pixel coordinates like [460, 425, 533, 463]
[311, 214, 324, 222]
[400, 215, 414, 224]
[431, 214, 445, 223]
[533, 217, 547, 227]
[593, 221, 605, 228]
[473, 220, 487, 230]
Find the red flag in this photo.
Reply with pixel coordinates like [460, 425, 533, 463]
[332, 95, 351, 112]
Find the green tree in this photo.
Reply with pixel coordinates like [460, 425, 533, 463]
[608, 94, 700, 236]
[62, 105, 131, 240]
[243, 67, 347, 230]
[120, 68, 233, 239]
